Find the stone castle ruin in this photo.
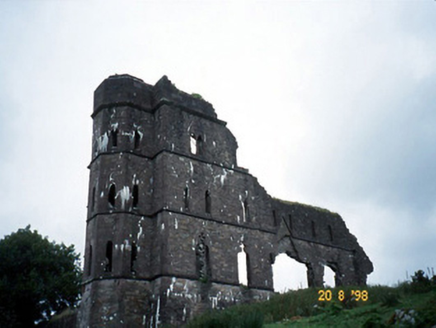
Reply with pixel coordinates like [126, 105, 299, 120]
[77, 74, 373, 327]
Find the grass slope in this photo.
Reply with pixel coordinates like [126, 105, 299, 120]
[187, 274, 436, 328]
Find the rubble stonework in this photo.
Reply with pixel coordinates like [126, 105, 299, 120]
[76, 74, 373, 327]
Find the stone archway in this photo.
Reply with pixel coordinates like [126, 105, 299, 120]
[324, 265, 336, 288]
[272, 253, 308, 292]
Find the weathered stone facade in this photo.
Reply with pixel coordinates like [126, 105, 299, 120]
[76, 74, 373, 327]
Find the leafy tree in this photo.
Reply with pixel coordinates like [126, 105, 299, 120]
[0, 226, 81, 327]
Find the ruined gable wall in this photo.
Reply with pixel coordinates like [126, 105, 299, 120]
[273, 199, 373, 286]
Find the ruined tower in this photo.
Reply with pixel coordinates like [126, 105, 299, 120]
[77, 74, 373, 327]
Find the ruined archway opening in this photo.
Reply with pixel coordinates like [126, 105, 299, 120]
[324, 265, 336, 288]
[273, 253, 308, 293]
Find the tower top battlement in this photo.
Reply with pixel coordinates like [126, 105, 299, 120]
[93, 74, 218, 121]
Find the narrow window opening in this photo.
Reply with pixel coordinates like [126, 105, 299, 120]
[190, 134, 197, 154]
[238, 244, 249, 286]
[288, 214, 293, 230]
[134, 130, 140, 149]
[184, 186, 190, 210]
[111, 129, 118, 148]
[131, 241, 137, 274]
[205, 190, 211, 214]
[132, 184, 139, 208]
[311, 221, 316, 237]
[196, 135, 203, 155]
[328, 225, 333, 241]
[91, 187, 96, 211]
[88, 245, 93, 276]
[105, 241, 113, 273]
[108, 184, 116, 207]
[243, 198, 250, 222]
[273, 210, 278, 226]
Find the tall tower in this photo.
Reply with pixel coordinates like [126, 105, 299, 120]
[77, 74, 373, 327]
[77, 74, 276, 327]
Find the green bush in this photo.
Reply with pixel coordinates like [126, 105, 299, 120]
[187, 309, 263, 328]
[410, 270, 434, 293]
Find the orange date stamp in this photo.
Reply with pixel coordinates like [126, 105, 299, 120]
[318, 289, 368, 302]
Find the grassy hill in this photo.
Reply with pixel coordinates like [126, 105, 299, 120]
[187, 270, 436, 328]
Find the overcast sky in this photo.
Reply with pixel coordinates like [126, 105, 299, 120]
[1, 0, 435, 291]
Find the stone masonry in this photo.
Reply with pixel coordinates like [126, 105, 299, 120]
[76, 74, 373, 327]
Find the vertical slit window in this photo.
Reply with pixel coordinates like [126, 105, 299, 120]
[132, 184, 139, 208]
[311, 221, 316, 237]
[108, 184, 116, 207]
[88, 245, 93, 276]
[196, 135, 203, 155]
[190, 134, 197, 154]
[288, 214, 293, 230]
[134, 130, 140, 149]
[131, 241, 137, 274]
[273, 210, 278, 226]
[105, 241, 113, 273]
[328, 225, 333, 241]
[243, 198, 249, 222]
[111, 129, 118, 148]
[91, 187, 96, 211]
[205, 190, 211, 214]
[184, 186, 189, 210]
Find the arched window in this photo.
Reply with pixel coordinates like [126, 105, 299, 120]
[132, 184, 139, 208]
[134, 130, 140, 149]
[190, 134, 197, 154]
[205, 190, 211, 214]
[184, 186, 190, 210]
[111, 129, 118, 148]
[108, 184, 116, 207]
[88, 245, 93, 276]
[131, 241, 137, 274]
[105, 241, 113, 273]
[238, 244, 249, 286]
